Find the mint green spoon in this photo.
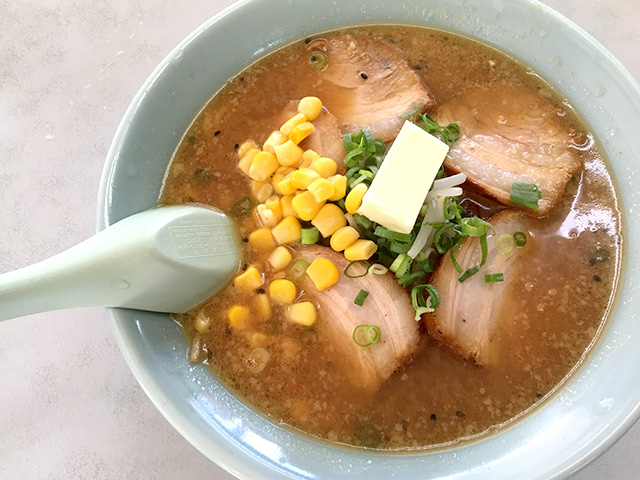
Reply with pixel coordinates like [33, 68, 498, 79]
[0, 205, 240, 321]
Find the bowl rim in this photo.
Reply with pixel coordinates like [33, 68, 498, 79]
[96, 0, 640, 479]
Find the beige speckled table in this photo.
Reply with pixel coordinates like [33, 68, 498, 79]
[1, 0, 638, 478]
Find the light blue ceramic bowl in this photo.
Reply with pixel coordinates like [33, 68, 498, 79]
[97, 0, 640, 478]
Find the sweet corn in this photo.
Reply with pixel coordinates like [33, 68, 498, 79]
[298, 149, 319, 169]
[254, 293, 272, 320]
[271, 216, 302, 245]
[289, 122, 315, 145]
[345, 183, 368, 214]
[249, 151, 279, 182]
[233, 266, 264, 293]
[274, 140, 304, 167]
[292, 168, 321, 190]
[280, 113, 307, 136]
[297, 96, 322, 121]
[344, 239, 378, 261]
[238, 148, 259, 175]
[263, 131, 288, 154]
[310, 157, 338, 178]
[248, 228, 277, 252]
[311, 204, 347, 237]
[285, 301, 317, 326]
[307, 178, 335, 203]
[268, 246, 293, 270]
[277, 172, 298, 195]
[330, 226, 360, 252]
[265, 195, 281, 216]
[228, 305, 250, 329]
[272, 166, 294, 194]
[256, 203, 282, 228]
[306, 257, 339, 291]
[251, 180, 273, 203]
[250, 332, 270, 348]
[238, 141, 258, 158]
[269, 279, 297, 305]
[327, 174, 347, 201]
[280, 195, 296, 217]
[291, 191, 324, 221]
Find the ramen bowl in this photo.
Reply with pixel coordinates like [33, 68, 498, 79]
[97, 0, 640, 478]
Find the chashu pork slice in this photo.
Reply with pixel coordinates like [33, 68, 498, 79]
[424, 210, 531, 366]
[295, 246, 419, 392]
[436, 84, 582, 216]
[307, 34, 436, 142]
[279, 102, 347, 174]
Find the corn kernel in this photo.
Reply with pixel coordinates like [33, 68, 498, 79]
[238, 141, 258, 158]
[250, 332, 270, 348]
[273, 139, 304, 167]
[291, 191, 324, 221]
[256, 203, 281, 228]
[263, 131, 288, 154]
[268, 246, 293, 270]
[251, 181, 273, 203]
[298, 96, 322, 121]
[271, 216, 302, 245]
[280, 113, 307, 136]
[311, 204, 347, 237]
[292, 168, 321, 190]
[306, 257, 339, 291]
[307, 178, 335, 203]
[328, 174, 347, 201]
[276, 172, 297, 195]
[344, 239, 378, 261]
[310, 157, 338, 178]
[249, 151, 279, 182]
[272, 166, 294, 194]
[269, 279, 297, 305]
[330, 226, 360, 252]
[248, 228, 277, 252]
[289, 122, 315, 145]
[238, 148, 259, 175]
[345, 183, 368, 214]
[194, 310, 212, 333]
[228, 305, 251, 329]
[233, 266, 264, 293]
[298, 149, 319, 169]
[280, 195, 296, 217]
[285, 301, 317, 326]
[254, 293, 271, 320]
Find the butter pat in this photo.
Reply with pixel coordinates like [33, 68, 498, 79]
[357, 121, 449, 234]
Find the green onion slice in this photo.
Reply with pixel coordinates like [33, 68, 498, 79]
[289, 258, 310, 280]
[194, 168, 211, 184]
[458, 266, 479, 283]
[398, 271, 427, 288]
[411, 284, 440, 320]
[344, 260, 371, 278]
[449, 236, 465, 274]
[308, 51, 327, 69]
[484, 273, 504, 283]
[513, 231, 528, 247]
[354, 289, 369, 306]
[497, 234, 515, 254]
[301, 227, 320, 245]
[589, 248, 611, 265]
[352, 325, 382, 347]
[353, 213, 373, 230]
[399, 102, 426, 120]
[510, 182, 542, 210]
[394, 255, 413, 278]
[389, 254, 406, 274]
[230, 196, 253, 216]
[356, 423, 383, 448]
[374, 226, 413, 243]
[479, 233, 488, 267]
[298, 327, 318, 346]
[459, 217, 494, 237]
[367, 263, 389, 276]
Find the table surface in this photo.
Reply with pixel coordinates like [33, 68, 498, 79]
[1, 0, 639, 478]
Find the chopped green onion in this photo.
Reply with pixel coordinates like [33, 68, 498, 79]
[411, 284, 440, 320]
[352, 325, 382, 347]
[301, 227, 320, 245]
[354, 289, 369, 306]
[449, 236, 465, 274]
[298, 327, 318, 346]
[356, 423, 382, 448]
[308, 51, 327, 69]
[394, 255, 413, 277]
[589, 248, 611, 265]
[341, 130, 385, 169]
[497, 234, 515, 254]
[479, 233, 488, 267]
[458, 266, 479, 283]
[484, 273, 504, 283]
[289, 258, 310, 280]
[389, 254, 407, 273]
[194, 168, 211, 184]
[510, 182, 542, 210]
[367, 263, 389, 276]
[374, 226, 413, 243]
[188, 135, 196, 144]
[398, 271, 427, 287]
[344, 260, 371, 278]
[459, 217, 493, 237]
[414, 113, 461, 146]
[353, 213, 373, 230]
[513, 231, 528, 247]
[443, 196, 460, 221]
[433, 222, 457, 254]
[230, 196, 253, 216]
[399, 102, 426, 119]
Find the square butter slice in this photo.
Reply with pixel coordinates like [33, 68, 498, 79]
[357, 121, 449, 234]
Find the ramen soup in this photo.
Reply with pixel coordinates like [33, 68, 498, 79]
[160, 26, 620, 449]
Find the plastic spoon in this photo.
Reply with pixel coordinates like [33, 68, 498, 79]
[0, 205, 241, 321]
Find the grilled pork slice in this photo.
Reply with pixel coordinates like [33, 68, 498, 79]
[424, 210, 531, 365]
[306, 34, 436, 142]
[296, 246, 419, 392]
[436, 84, 582, 216]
